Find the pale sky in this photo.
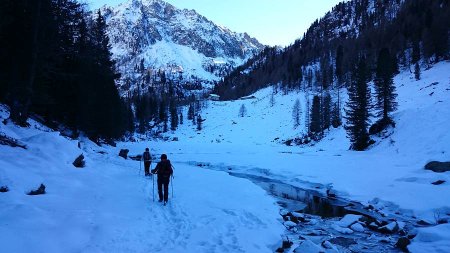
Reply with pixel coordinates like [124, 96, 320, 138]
[87, 0, 343, 46]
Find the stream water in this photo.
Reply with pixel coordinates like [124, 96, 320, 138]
[189, 161, 419, 252]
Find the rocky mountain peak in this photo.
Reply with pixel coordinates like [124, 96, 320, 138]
[101, 0, 264, 96]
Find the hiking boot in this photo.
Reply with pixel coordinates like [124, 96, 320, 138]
[164, 201, 167, 206]
[158, 199, 163, 202]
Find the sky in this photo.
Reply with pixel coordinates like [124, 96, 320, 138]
[87, 0, 343, 46]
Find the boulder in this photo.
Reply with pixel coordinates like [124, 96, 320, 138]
[432, 180, 446, 185]
[28, 184, 46, 195]
[119, 149, 129, 159]
[129, 155, 142, 161]
[0, 186, 9, 193]
[350, 222, 365, 232]
[379, 221, 399, 234]
[73, 154, 85, 168]
[284, 221, 297, 228]
[336, 214, 363, 227]
[425, 161, 450, 173]
[395, 237, 410, 252]
[332, 224, 354, 234]
[294, 240, 322, 253]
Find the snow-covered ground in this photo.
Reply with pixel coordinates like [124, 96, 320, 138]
[1, 61, 449, 252]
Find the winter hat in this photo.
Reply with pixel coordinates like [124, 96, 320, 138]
[161, 154, 167, 160]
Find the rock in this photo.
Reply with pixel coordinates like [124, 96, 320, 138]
[282, 239, 293, 249]
[0, 186, 9, 193]
[395, 237, 411, 252]
[329, 237, 357, 247]
[291, 212, 305, 219]
[432, 180, 446, 185]
[307, 229, 326, 236]
[336, 214, 363, 227]
[73, 154, 85, 168]
[350, 222, 365, 232]
[119, 149, 129, 159]
[368, 222, 380, 230]
[28, 184, 46, 195]
[322, 240, 333, 249]
[172, 137, 179, 141]
[294, 240, 323, 253]
[417, 220, 432, 226]
[379, 221, 399, 234]
[369, 117, 395, 135]
[284, 221, 297, 228]
[129, 155, 142, 161]
[332, 224, 354, 234]
[425, 161, 450, 173]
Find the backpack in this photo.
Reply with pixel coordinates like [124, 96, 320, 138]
[159, 160, 173, 178]
[143, 151, 151, 161]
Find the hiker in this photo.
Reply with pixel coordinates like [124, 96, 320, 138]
[142, 148, 152, 176]
[151, 154, 173, 205]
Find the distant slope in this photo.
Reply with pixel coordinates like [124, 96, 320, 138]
[101, 0, 264, 96]
[170, 61, 449, 154]
[215, 0, 449, 100]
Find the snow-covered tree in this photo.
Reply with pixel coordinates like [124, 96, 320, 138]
[292, 99, 301, 128]
[239, 104, 247, 117]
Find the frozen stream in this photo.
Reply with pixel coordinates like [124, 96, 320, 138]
[187, 161, 426, 252]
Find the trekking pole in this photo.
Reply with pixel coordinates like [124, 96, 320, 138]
[151, 163, 155, 202]
[139, 159, 142, 176]
[171, 175, 174, 198]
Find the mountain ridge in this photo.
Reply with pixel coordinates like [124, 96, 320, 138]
[101, 0, 264, 96]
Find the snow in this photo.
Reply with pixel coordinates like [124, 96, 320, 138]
[0, 107, 283, 252]
[293, 239, 323, 253]
[350, 222, 365, 232]
[335, 214, 362, 228]
[1, 61, 449, 252]
[409, 224, 450, 253]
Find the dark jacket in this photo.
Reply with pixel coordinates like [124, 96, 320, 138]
[143, 151, 151, 162]
[152, 160, 173, 179]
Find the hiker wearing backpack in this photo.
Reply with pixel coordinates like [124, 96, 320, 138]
[151, 154, 173, 205]
[142, 148, 152, 177]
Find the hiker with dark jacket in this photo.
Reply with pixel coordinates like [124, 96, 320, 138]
[151, 154, 173, 204]
[142, 148, 152, 176]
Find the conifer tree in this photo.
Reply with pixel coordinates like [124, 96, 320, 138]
[239, 104, 247, 117]
[414, 62, 421, 80]
[374, 48, 398, 121]
[292, 99, 301, 128]
[310, 95, 322, 134]
[169, 100, 178, 131]
[344, 57, 372, 151]
[322, 93, 332, 130]
[196, 114, 202, 131]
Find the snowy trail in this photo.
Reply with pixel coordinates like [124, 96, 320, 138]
[0, 125, 283, 253]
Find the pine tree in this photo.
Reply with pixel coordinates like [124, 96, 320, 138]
[169, 100, 178, 131]
[310, 95, 322, 134]
[305, 93, 311, 133]
[187, 103, 194, 121]
[374, 48, 398, 121]
[344, 57, 372, 151]
[196, 114, 202, 131]
[269, 91, 275, 107]
[322, 93, 331, 130]
[239, 104, 247, 117]
[414, 62, 421, 80]
[292, 99, 301, 128]
[331, 102, 342, 128]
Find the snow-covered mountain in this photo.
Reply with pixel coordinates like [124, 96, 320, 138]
[101, 0, 264, 96]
